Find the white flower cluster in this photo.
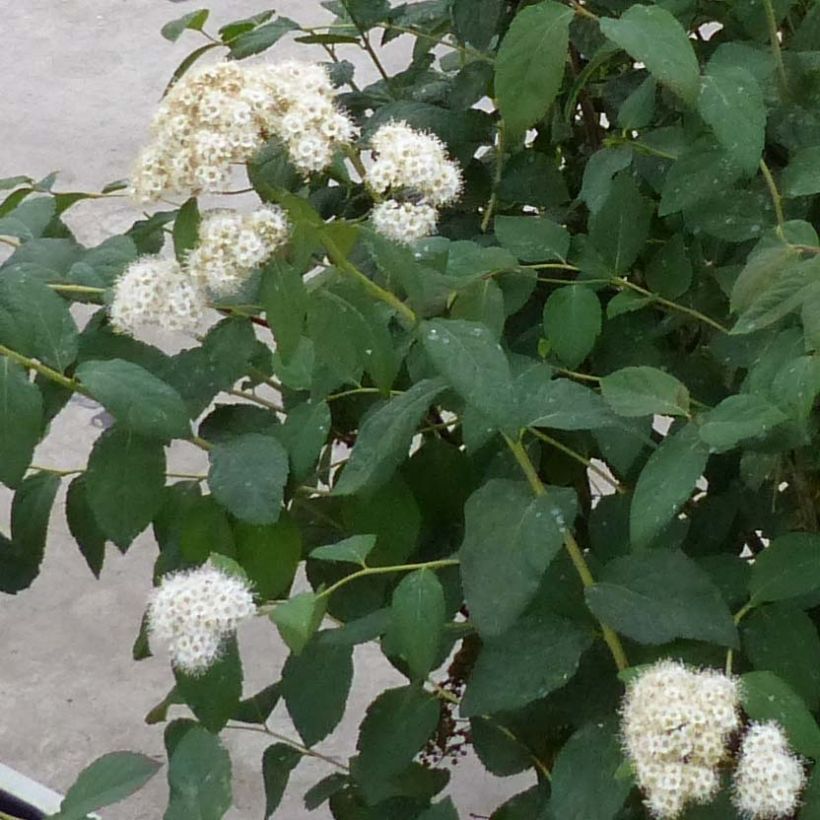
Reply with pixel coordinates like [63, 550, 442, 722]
[147, 563, 256, 674]
[109, 257, 207, 336]
[186, 205, 289, 295]
[621, 660, 741, 818]
[366, 121, 463, 243]
[733, 722, 805, 819]
[131, 60, 357, 202]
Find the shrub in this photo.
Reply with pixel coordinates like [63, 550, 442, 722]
[4, 0, 820, 817]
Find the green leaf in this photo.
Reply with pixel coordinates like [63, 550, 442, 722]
[585, 550, 738, 647]
[618, 76, 657, 130]
[452, 0, 502, 49]
[741, 671, 820, 759]
[460, 479, 575, 636]
[600, 5, 700, 106]
[494, 216, 570, 263]
[311, 534, 377, 566]
[388, 569, 446, 681]
[420, 319, 513, 429]
[0, 358, 42, 487]
[85, 427, 166, 549]
[589, 174, 652, 274]
[162, 9, 209, 42]
[174, 637, 242, 733]
[698, 394, 787, 452]
[470, 717, 532, 776]
[600, 366, 690, 418]
[355, 685, 439, 783]
[731, 237, 803, 313]
[262, 744, 302, 818]
[782, 146, 820, 198]
[630, 424, 709, 547]
[461, 611, 592, 716]
[233, 514, 301, 600]
[303, 773, 348, 810]
[52, 752, 161, 820]
[208, 433, 289, 525]
[66, 475, 107, 578]
[334, 378, 448, 496]
[227, 17, 299, 59]
[743, 604, 820, 709]
[698, 66, 765, 175]
[0, 271, 78, 372]
[172, 197, 200, 262]
[494, 2, 573, 134]
[551, 720, 631, 820]
[77, 359, 191, 439]
[261, 260, 307, 363]
[270, 591, 327, 654]
[343, 0, 391, 27]
[445, 241, 517, 282]
[233, 683, 281, 725]
[0, 472, 59, 594]
[542, 286, 602, 369]
[164, 723, 232, 820]
[418, 798, 459, 820]
[281, 636, 354, 746]
[748, 533, 820, 605]
[580, 147, 634, 214]
[645, 235, 692, 299]
[219, 11, 274, 42]
[278, 399, 330, 482]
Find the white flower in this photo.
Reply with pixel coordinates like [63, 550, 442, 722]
[185, 205, 289, 296]
[147, 563, 256, 674]
[109, 256, 207, 337]
[371, 199, 438, 244]
[733, 722, 805, 819]
[621, 660, 741, 818]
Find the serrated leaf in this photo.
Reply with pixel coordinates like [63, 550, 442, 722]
[311, 534, 377, 566]
[630, 424, 709, 547]
[270, 591, 327, 654]
[262, 744, 302, 818]
[600, 5, 700, 105]
[77, 359, 191, 439]
[543, 286, 602, 369]
[52, 752, 161, 820]
[334, 378, 448, 496]
[0, 358, 42, 488]
[586, 550, 738, 647]
[495, 2, 573, 134]
[460, 479, 576, 636]
[748, 532, 820, 606]
[601, 366, 690, 418]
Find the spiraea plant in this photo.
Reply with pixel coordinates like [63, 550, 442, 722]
[6, 0, 820, 817]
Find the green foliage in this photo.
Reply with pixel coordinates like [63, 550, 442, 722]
[17, 0, 820, 816]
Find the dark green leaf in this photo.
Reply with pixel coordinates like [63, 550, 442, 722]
[303, 773, 348, 810]
[645, 235, 692, 299]
[580, 147, 634, 214]
[460, 479, 575, 636]
[227, 17, 299, 59]
[233, 682, 281, 725]
[311, 535, 377, 566]
[600, 5, 700, 105]
[85, 428, 166, 549]
[495, 216, 570, 263]
[698, 394, 787, 452]
[77, 359, 191, 439]
[52, 752, 161, 820]
[66, 475, 107, 578]
[281, 636, 354, 746]
[494, 2, 573, 134]
[172, 197, 200, 261]
[542, 286, 602, 369]
[470, 717, 532, 776]
[418, 798, 459, 820]
[262, 744, 302, 818]
[388, 569, 446, 680]
[162, 10, 209, 42]
[270, 591, 327, 654]
[279, 399, 330, 482]
[600, 366, 690, 418]
[741, 671, 820, 759]
[586, 550, 738, 647]
[0, 359, 42, 487]
[334, 378, 448, 496]
[260, 260, 307, 364]
[461, 611, 592, 715]
[748, 533, 820, 606]
[452, 0, 502, 49]
[782, 146, 820, 198]
[630, 424, 709, 547]
[551, 720, 631, 820]
[233, 514, 301, 601]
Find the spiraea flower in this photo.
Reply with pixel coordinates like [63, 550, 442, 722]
[733, 722, 805, 819]
[109, 256, 207, 336]
[130, 60, 357, 202]
[621, 660, 741, 818]
[186, 204, 289, 296]
[366, 121, 462, 243]
[147, 563, 256, 674]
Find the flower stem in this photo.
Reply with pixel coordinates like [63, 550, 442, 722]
[759, 159, 786, 234]
[227, 388, 283, 413]
[225, 722, 349, 771]
[0, 344, 89, 395]
[503, 434, 629, 672]
[319, 558, 460, 599]
[48, 283, 106, 295]
[762, 0, 789, 96]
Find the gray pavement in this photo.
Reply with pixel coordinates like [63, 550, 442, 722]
[0, 2, 531, 817]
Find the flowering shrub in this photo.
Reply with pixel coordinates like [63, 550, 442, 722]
[6, 0, 820, 817]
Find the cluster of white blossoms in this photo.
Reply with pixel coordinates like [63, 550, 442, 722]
[147, 563, 256, 674]
[186, 205, 289, 295]
[621, 660, 741, 818]
[109, 203, 288, 335]
[733, 722, 805, 819]
[109, 257, 207, 336]
[366, 121, 463, 243]
[130, 60, 357, 202]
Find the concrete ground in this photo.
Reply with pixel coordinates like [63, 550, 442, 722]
[0, 2, 531, 817]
